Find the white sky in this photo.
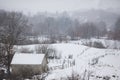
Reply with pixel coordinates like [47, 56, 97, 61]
[0, 0, 120, 14]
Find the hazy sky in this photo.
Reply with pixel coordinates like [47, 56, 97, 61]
[0, 0, 120, 14]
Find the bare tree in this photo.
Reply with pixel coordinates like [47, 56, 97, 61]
[73, 22, 99, 39]
[0, 11, 28, 77]
[113, 17, 120, 40]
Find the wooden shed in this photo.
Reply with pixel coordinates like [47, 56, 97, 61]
[11, 53, 48, 75]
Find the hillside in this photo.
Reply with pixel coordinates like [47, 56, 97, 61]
[15, 42, 120, 80]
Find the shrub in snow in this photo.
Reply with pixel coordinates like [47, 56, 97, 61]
[35, 45, 59, 59]
[0, 69, 5, 80]
[103, 76, 111, 80]
[17, 39, 41, 45]
[82, 41, 105, 48]
[66, 70, 92, 80]
[67, 71, 80, 80]
[90, 58, 99, 65]
[112, 75, 116, 78]
[19, 47, 33, 53]
[35, 45, 49, 54]
[68, 55, 73, 59]
[93, 41, 105, 48]
[81, 70, 93, 80]
[82, 41, 93, 47]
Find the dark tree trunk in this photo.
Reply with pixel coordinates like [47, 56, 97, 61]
[7, 46, 13, 79]
[7, 51, 11, 79]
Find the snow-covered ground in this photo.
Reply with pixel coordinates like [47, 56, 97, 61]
[14, 41, 120, 80]
[46, 43, 120, 80]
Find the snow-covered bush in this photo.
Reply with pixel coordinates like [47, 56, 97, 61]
[35, 45, 59, 59]
[83, 41, 105, 48]
[93, 41, 105, 48]
[67, 71, 80, 80]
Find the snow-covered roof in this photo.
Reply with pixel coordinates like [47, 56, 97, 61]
[11, 53, 45, 65]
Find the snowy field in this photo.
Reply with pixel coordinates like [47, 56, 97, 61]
[14, 40, 120, 80]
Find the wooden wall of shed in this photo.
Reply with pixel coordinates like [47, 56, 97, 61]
[41, 56, 48, 72]
[11, 65, 44, 75]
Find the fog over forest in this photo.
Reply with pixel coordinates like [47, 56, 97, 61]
[0, 0, 120, 14]
[0, 0, 120, 42]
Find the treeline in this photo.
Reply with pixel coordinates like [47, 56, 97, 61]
[0, 10, 120, 42]
[111, 17, 120, 40]
[28, 13, 107, 39]
[28, 12, 120, 40]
